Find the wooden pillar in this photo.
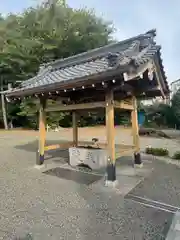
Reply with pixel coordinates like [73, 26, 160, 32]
[105, 89, 116, 182]
[131, 96, 142, 165]
[72, 111, 78, 146]
[37, 97, 46, 165]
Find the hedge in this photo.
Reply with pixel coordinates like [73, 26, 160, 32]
[145, 147, 169, 157]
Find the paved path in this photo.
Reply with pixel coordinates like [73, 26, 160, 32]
[0, 131, 180, 239]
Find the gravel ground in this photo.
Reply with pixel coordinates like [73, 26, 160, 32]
[0, 130, 179, 239]
[8, 126, 180, 156]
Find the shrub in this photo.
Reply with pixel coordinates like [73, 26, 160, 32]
[145, 147, 169, 156]
[172, 151, 180, 160]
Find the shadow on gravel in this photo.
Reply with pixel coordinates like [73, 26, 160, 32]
[14, 140, 67, 152]
[43, 167, 102, 185]
[14, 140, 69, 163]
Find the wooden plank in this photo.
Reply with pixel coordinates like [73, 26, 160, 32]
[72, 111, 78, 147]
[106, 89, 115, 162]
[38, 97, 46, 165]
[131, 96, 140, 153]
[46, 101, 105, 112]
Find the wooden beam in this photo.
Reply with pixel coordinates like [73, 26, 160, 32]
[131, 96, 140, 153]
[46, 101, 105, 112]
[114, 100, 133, 110]
[106, 89, 115, 162]
[46, 99, 135, 112]
[37, 97, 46, 165]
[72, 111, 78, 147]
[33, 98, 70, 106]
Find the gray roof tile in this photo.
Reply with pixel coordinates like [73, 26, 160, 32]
[6, 29, 169, 97]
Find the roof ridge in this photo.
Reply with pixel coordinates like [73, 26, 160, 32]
[41, 29, 156, 71]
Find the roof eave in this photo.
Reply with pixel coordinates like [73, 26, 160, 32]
[6, 66, 128, 98]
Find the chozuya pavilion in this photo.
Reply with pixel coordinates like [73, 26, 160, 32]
[5, 29, 169, 184]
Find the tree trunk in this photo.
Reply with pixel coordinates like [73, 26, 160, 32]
[0, 85, 8, 130]
[9, 120, 13, 129]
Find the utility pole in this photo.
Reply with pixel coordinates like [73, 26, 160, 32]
[0, 78, 8, 129]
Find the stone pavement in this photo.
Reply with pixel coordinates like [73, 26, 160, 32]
[0, 131, 180, 239]
[166, 212, 180, 240]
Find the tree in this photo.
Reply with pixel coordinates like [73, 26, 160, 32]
[142, 97, 178, 129]
[171, 89, 180, 128]
[0, 1, 114, 128]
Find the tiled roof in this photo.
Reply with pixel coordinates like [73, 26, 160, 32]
[6, 29, 169, 97]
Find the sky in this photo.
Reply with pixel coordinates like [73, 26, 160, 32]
[0, 0, 179, 83]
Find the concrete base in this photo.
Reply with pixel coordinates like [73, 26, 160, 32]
[134, 163, 144, 169]
[106, 163, 116, 181]
[105, 180, 118, 188]
[134, 152, 142, 165]
[34, 164, 45, 170]
[36, 152, 45, 166]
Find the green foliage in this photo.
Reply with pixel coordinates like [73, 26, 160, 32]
[143, 90, 180, 130]
[0, 1, 114, 128]
[171, 89, 180, 128]
[143, 102, 176, 128]
[145, 147, 169, 156]
[172, 151, 180, 160]
[3, 1, 179, 131]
